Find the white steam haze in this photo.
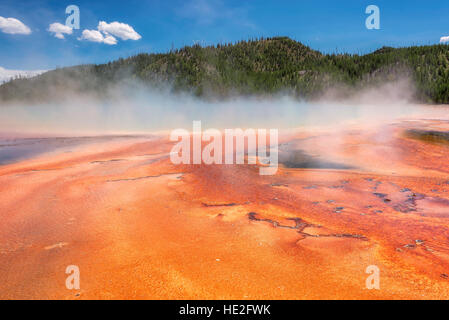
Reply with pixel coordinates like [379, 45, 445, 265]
[0, 77, 448, 137]
[0, 66, 48, 84]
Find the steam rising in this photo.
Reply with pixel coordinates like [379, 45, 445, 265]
[0, 77, 446, 137]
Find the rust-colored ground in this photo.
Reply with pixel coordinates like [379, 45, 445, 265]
[1, 119, 449, 299]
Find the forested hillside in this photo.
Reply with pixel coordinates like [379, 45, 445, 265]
[1, 37, 449, 103]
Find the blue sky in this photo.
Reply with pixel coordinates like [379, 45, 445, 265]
[1, 0, 449, 70]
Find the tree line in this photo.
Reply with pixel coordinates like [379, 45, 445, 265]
[1, 37, 449, 103]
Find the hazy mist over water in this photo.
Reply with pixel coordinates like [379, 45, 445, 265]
[1, 79, 449, 136]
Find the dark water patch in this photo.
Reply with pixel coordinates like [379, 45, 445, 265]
[90, 159, 125, 164]
[328, 185, 345, 189]
[0, 135, 152, 166]
[279, 149, 353, 170]
[373, 193, 387, 198]
[405, 129, 449, 145]
[202, 202, 237, 207]
[269, 182, 289, 187]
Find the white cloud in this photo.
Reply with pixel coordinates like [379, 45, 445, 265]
[48, 22, 72, 39]
[97, 21, 141, 41]
[78, 29, 105, 43]
[440, 36, 449, 44]
[103, 35, 118, 45]
[0, 16, 31, 35]
[78, 29, 117, 45]
[0, 66, 47, 83]
[78, 21, 139, 45]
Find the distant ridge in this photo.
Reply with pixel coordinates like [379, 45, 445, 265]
[1, 37, 449, 103]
